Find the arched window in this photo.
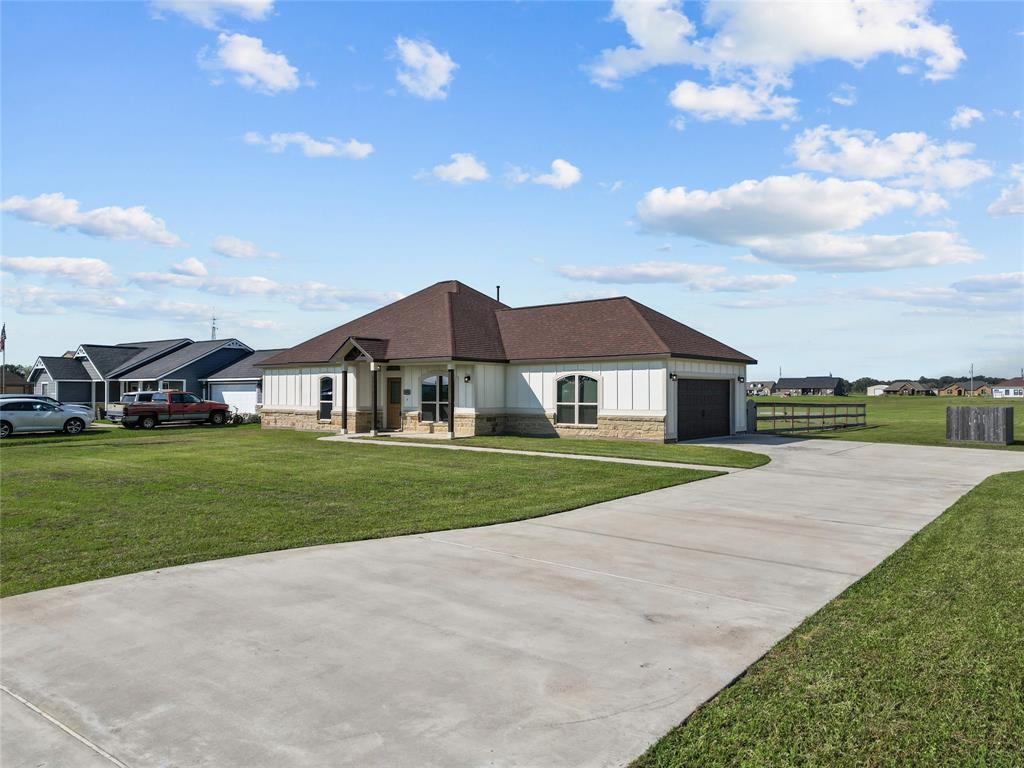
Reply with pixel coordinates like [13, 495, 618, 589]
[421, 374, 449, 423]
[556, 375, 598, 425]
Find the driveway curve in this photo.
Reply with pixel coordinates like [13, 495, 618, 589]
[3, 437, 1022, 768]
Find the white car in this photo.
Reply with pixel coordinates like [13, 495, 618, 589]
[0, 398, 95, 438]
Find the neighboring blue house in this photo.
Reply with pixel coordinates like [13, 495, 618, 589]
[117, 339, 253, 395]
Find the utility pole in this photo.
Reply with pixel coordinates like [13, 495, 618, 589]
[970, 363, 974, 398]
[211, 313, 218, 341]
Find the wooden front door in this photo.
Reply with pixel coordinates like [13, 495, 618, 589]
[386, 378, 402, 430]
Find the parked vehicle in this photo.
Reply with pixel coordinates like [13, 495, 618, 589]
[106, 391, 158, 423]
[121, 390, 230, 429]
[0, 398, 94, 438]
[0, 393, 94, 419]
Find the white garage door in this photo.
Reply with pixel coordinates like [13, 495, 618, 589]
[209, 383, 258, 414]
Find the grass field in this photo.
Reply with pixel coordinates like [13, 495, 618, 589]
[753, 395, 1023, 450]
[0, 426, 716, 597]
[634, 470, 1024, 768]
[369, 434, 770, 468]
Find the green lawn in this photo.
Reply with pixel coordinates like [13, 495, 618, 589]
[634, 470, 1024, 768]
[369, 434, 769, 469]
[753, 395, 1023, 450]
[0, 426, 714, 597]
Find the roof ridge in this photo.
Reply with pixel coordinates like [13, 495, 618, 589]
[623, 298, 673, 355]
[446, 291, 457, 358]
[498, 295, 630, 312]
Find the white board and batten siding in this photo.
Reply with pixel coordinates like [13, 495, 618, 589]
[505, 359, 667, 416]
[263, 367, 356, 412]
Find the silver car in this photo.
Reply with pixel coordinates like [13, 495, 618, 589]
[0, 398, 95, 438]
[0, 394, 94, 419]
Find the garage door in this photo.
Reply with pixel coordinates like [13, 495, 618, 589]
[209, 383, 258, 414]
[676, 379, 731, 440]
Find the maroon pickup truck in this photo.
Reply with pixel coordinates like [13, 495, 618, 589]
[122, 390, 230, 429]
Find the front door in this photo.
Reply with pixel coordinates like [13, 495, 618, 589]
[386, 378, 402, 430]
[676, 379, 731, 440]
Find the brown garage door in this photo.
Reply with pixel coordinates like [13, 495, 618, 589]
[677, 379, 731, 440]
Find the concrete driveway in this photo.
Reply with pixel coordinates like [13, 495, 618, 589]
[3, 438, 1022, 768]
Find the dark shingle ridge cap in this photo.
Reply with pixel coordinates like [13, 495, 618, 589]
[496, 295, 628, 312]
[116, 338, 193, 346]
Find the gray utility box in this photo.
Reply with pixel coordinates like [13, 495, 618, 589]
[946, 406, 1014, 445]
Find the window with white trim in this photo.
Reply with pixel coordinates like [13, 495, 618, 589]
[555, 375, 598, 425]
[161, 379, 185, 391]
[421, 374, 449, 423]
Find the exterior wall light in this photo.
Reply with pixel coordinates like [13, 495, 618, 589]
[463, 374, 472, 383]
[669, 373, 678, 381]
[738, 376, 746, 383]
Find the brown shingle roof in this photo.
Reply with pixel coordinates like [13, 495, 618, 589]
[261, 281, 755, 366]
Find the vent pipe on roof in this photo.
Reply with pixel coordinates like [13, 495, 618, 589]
[496, 285, 501, 303]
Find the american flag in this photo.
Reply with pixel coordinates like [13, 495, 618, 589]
[0, 323, 5, 353]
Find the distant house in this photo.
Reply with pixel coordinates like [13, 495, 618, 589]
[883, 380, 935, 396]
[992, 377, 1024, 398]
[745, 380, 775, 396]
[201, 349, 284, 414]
[29, 337, 252, 411]
[0, 370, 33, 394]
[938, 381, 992, 397]
[775, 376, 846, 396]
[866, 384, 889, 397]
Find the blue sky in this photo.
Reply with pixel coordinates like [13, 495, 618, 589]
[2, 0, 1022, 381]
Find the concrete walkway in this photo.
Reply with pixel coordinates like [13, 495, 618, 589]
[3, 438, 1022, 768]
[321, 433, 744, 473]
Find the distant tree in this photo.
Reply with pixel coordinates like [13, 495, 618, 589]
[850, 377, 882, 394]
[2, 363, 28, 378]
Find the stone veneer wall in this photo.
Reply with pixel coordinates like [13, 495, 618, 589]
[264, 408, 664, 441]
[504, 413, 666, 441]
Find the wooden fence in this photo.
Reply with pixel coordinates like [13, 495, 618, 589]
[749, 401, 867, 434]
[946, 406, 1014, 445]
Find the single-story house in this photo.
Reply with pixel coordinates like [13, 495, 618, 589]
[866, 384, 889, 397]
[118, 339, 252, 395]
[993, 377, 1024, 398]
[775, 376, 846, 396]
[258, 280, 756, 442]
[0, 370, 33, 394]
[883, 380, 936, 396]
[938, 381, 992, 397]
[201, 349, 284, 413]
[745, 380, 775, 396]
[29, 337, 252, 412]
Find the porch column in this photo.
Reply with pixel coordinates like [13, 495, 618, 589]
[340, 365, 348, 434]
[370, 363, 378, 436]
[447, 365, 455, 439]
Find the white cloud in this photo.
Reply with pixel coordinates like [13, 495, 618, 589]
[637, 175, 940, 241]
[212, 235, 280, 259]
[0, 255, 115, 287]
[510, 159, 583, 189]
[151, 0, 273, 29]
[987, 164, 1024, 217]
[600, 180, 625, 193]
[2, 283, 216, 322]
[864, 272, 1024, 312]
[394, 37, 457, 100]
[830, 83, 857, 106]
[429, 153, 489, 184]
[790, 125, 992, 189]
[746, 231, 981, 272]
[949, 105, 984, 130]
[669, 80, 797, 122]
[130, 268, 400, 311]
[557, 260, 796, 292]
[171, 257, 208, 277]
[587, 1, 964, 123]
[564, 288, 625, 301]
[634, 175, 980, 271]
[204, 33, 299, 94]
[589, 1, 964, 87]
[1, 192, 182, 246]
[243, 131, 373, 159]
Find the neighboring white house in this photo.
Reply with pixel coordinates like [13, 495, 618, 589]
[866, 384, 889, 396]
[992, 377, 1024, 398]
[258, 281, 755, 442]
